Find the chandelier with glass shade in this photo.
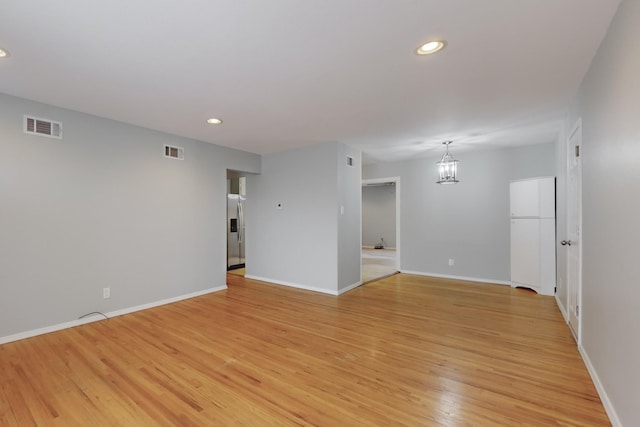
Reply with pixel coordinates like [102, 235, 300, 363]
[436, 141, 459, 184]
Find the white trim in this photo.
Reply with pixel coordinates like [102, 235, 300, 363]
[106, 286, 226, 318]
[401, 270, 511, 286]
[360, 181, 363, 283]
[245, 275, 339, 295]
[555, 293, 569, 323]
[0, 285, 227, 345]
[395, 178, 401, 272]
[337, 280, 364, 295]
[579, 345, 622, 427]
[243, 275, 364, 296]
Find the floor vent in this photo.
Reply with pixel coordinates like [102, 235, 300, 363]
[24, 115, 63, 139]
[164, 144, 184, 160]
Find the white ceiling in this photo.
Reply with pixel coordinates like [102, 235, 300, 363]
[0, 1, 621, 163]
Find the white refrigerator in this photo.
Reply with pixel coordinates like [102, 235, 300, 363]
[510, 177, 556, 296]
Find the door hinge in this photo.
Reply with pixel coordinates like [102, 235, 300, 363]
[554, 286, 557, 294]
[576, 305, 580, 316]
[575, 145, 580, 157]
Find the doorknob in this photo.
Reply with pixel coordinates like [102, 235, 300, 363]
[561, 240, 572, 246]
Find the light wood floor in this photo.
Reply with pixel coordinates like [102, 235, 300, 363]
[0, 274, 609, 426]
[227, 267, 245, 276]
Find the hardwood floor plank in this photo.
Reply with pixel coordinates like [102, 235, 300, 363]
[0, 274, 609, 426]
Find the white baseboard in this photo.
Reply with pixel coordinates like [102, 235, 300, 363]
[105, 286, 227, 318]
[244, 275, 338, 296]
[578, 345, 622, 427]
[0, 285, 227, 345]
[401, 270, 511, 286]
[555, 294, 569, 323]
[337, 280, 363, 295]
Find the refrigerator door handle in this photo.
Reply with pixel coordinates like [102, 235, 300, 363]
[237, 202, 243, 244]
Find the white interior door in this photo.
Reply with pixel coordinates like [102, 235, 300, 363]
[566, 119, 583, 341]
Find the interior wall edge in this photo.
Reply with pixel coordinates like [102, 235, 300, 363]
[578, 345, 623, 427]
[400, 270, 511, 287]
[244, 275, 339, 296]
[555, 294, 569, 323]
[336, 280, 364, 295]
[0, 285, 227, 346]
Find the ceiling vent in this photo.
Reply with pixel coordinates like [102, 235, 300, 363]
[164, 144, 184, 160]
[24, 115, 63, 139]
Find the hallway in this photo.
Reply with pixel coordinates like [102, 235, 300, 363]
[361, 247, 397, 283]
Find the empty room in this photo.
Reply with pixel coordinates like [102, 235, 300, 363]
[1, 1, 638, 425]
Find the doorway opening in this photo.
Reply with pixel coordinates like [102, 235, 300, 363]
[361, 177, 401, 283]
[227, 171, 246, 277]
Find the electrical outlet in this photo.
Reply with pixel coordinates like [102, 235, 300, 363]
[448, 258, 455, 266]
[103, 287, 110, 299]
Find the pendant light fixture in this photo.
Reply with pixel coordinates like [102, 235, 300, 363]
[436, 141, 459, 184]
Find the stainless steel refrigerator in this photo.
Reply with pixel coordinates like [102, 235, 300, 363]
[227, 193, 245, 270]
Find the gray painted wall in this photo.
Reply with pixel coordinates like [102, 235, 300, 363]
[247, 142, 361, 294]
[0, 93, 260, 339]
[571, 0, 639, 424]
[337, 144, 362, 291]
[363, 143, 555, 283]
[362, 184, 396, 248]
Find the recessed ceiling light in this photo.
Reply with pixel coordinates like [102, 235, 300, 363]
[416, 40, 446, 55]
[0, 48, 10, 58]
[206, 118, 223, 125]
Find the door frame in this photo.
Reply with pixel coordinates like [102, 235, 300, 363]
[361, 177, 401, 272]
[226, 172, 248, 273]
[566, 118, 583, 343]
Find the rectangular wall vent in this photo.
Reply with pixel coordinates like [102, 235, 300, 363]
[24, 115, 63, 139]
[164, 144, 184, 160]
[346, 156, 354, 167]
